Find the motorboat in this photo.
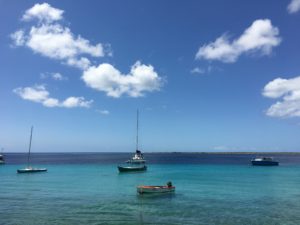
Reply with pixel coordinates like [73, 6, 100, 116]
[137, 182, 175, 194]
[251, 157, 279, 166]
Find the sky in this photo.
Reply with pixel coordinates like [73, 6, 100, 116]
[1, 0, 300, 152]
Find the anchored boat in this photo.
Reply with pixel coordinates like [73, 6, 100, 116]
[251, 157, 279, 166]
[126, 150, 146, 164]
[126, 110, 146, 164]
[0, 148, 5, 164]
[17, 126, 47, 174]
[118, 164, 147, 172]
[137, 182, 175, 194]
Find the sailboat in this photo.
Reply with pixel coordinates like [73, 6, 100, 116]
[17, 126, 47, 173]
[118, 110, 147, 172]
[126, 110, 146, 164]
[0, 148, 5, 164]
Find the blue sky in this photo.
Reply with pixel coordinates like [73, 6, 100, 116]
[1, 0, 300, 152]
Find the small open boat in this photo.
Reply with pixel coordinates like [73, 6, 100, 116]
[17, 126, 47, 174]
[118, 165, 147, 172]
[137, 182, 175, 194]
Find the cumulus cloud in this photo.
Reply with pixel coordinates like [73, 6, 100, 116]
[22, 3, 64, 23]
[82, 61, 163, 98]
[11, 3, 105, 70]
[263, 76, 300, 117]
[287, 0, 300, 14]
[196, 19, 281, 63]
[13, 85, 93, 108]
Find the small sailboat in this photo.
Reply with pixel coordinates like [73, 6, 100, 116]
[17, 126, 47, 173]
[126, 110, 146, 164]
[137, 182, 175, 194]
[0, 148, 5, 164]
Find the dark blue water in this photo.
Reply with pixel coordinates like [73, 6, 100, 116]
[1, 153, 300, 224]
[4, 152, 300, 165]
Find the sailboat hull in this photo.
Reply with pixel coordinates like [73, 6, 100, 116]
[118, 165, 147, 172]
[17, 168, 47, 173]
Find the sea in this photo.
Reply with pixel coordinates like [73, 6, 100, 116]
[1, 152, 300, 225]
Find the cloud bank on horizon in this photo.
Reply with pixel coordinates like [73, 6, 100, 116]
[195, 19, 281, 63]
[11, 2, 163, 106]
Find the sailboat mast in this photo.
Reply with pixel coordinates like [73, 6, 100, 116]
[27, 126, 33, 168]
[136, 110, 139, 151]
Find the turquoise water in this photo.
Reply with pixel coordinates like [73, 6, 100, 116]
[1, 162, 300, 224]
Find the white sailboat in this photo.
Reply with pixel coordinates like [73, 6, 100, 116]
[0, 148, 5, 164]
[17, 126, 47, 173]
[126, 110, 146, 164]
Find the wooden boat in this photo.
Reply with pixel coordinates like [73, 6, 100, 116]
[251, 157, 279, 166]
[17, 126, 47, 174]
[118, 165, 147, 172]
[137, 182, 175, 194]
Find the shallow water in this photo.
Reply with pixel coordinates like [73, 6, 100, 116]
[1, 153, 300, 224]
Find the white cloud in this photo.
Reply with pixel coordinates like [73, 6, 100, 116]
[10, 30, 26, 46]
[52, 72, 67, 81]
[196, 19, 281, 63]
[96, 109, 110, 115]
[191, 67, 205, 74]
[263, 76, 300, 117]
[66, 57, 91, 70]
[22, 3, 64, 23]
[24, 24, 102, 69]
[13, 85, 49, 102]
[82, 61, 163, 98]
[287, 0, 300, 14]
[13, 85, 93, 108]
[11, 3, 106, 70]
[40, 72, 67, 81]
[62, 97, 92, 108]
